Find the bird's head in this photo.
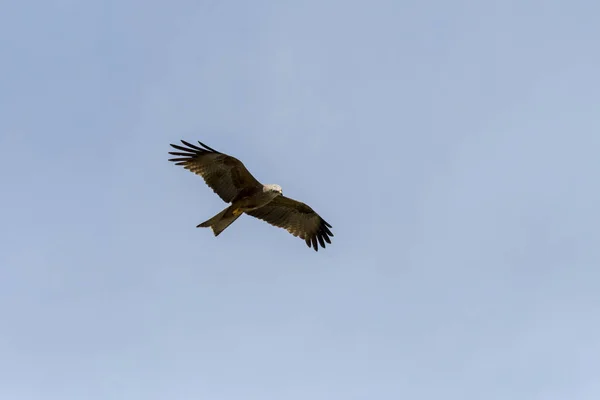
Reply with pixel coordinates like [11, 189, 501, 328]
[264, 184, 283, 196]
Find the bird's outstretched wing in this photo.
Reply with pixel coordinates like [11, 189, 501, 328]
[246, 196, 333, 251]
[168, 140, 262, 203]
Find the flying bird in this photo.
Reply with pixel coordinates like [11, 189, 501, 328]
[168, 140, 333, 251]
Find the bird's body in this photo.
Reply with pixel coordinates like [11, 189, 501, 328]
[168, 140, 333, 251]
[231, 184, 283, 213]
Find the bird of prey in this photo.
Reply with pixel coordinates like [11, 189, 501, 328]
[168, 140, 333, 251]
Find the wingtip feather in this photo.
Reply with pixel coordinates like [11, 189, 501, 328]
[197, 141, 219, 153]
[180, 140, 203, 151]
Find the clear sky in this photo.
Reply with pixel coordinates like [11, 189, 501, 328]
[1, 0, 600, 399]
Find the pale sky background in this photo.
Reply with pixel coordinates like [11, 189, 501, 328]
[1, 1, 600, 399]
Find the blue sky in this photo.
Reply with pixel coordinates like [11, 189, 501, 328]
[1, 0, 600, 398]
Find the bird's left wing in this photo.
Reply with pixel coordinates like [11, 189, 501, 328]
[168, 140, 262, 203]
[246, 196, 333, 251]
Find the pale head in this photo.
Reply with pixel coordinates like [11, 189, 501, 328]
[263, 184, 283, 196]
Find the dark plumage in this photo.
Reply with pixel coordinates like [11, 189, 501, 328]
[168, 140, 333, 251]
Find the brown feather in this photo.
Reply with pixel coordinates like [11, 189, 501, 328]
[168, 140, 262, 203]
[246, 196, 333, 251]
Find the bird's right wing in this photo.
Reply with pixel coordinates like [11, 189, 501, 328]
[168, 140, 263, 203]
[246, 196, 333, 251]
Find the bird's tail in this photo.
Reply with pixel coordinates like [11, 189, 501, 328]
[197, 205, 242, 237]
